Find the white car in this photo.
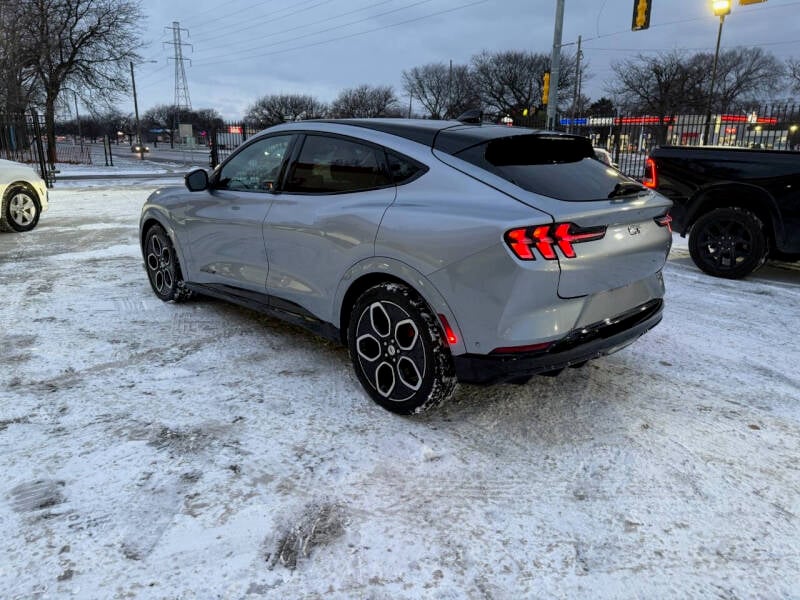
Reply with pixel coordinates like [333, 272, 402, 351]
[0, 159, 49, 232]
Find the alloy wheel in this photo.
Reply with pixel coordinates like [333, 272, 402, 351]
[9, 192, 37, 228]
[146, 230, 175, 295]
[695, 219, 754, 271]
[354, 300, 426, 403]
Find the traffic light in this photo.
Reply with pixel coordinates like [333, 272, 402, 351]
[631, 0, 652, 31]
[542, 71, 551, 106]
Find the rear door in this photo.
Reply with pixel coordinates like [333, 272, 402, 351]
[263, 133, 396, 322]
[439, 133, 672, 298]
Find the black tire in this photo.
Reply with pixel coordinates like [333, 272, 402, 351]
[143, 224, 193, 302]
[688, 207, 767, 279]
[0, 185, 41, 232]
[348, 282, 456, 415]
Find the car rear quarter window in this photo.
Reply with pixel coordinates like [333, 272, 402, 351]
[286, 135, 391, 194]
[454, 134, 633, 201]
[386, 151, 427, 184]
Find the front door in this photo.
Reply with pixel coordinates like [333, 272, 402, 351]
[185, 134, 295, 293]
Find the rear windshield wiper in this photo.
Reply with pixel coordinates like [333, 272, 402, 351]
[608, 182, 647, 198]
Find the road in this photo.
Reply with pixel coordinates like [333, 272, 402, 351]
[1, 184, 798, 599]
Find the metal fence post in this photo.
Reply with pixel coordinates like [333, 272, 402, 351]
[30, 109, 51, 187]
[209, 126, 219, 168]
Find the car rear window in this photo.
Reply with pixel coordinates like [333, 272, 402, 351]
[453, 134, 632, 201]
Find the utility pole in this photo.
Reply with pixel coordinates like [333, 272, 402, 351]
[447, 59, 453, 119]
[547, 0, 565, 130]
[130, 61, 144, 160]
[570, 35, 582, 133]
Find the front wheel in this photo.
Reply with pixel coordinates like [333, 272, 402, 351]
[688, 207, 767, 279]
[348, 283, 456, 415]
[143, 224, 193, 302]
[1, 185, 41, 232]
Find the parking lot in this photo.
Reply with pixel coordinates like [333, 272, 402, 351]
[1, 183, 799, 598]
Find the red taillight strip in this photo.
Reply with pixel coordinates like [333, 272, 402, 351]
[505, 228, 535, 260]
[552, 223, 606, 258]
[643, 157, 658, 189]
[532, 226, 557, 260]
[505, 223, 607, 261]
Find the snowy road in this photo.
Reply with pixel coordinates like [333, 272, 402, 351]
[1, 185, 799, 599]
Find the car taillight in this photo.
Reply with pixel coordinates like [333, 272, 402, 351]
[504, 223, 606, 261]
[654, 213, 672, 232]
[643, 157, 658, 189]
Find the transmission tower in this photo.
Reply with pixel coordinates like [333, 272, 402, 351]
[165, 21, 192, 110]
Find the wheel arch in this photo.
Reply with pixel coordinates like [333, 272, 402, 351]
[139, 210, 191, 278]
[685, 184, 783, 251]
[335, 258, 466, 354]
[3, 180, 41, 205]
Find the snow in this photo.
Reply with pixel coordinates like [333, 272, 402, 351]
[1, 184, 799, 599]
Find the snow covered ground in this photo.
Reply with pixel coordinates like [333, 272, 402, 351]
[1, 184, 799, 599]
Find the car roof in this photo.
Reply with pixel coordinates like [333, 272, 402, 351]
[308, 118, 570, 155]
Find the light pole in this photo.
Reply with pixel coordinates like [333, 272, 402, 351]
[130, 60, 157, 160]
[703, 0, 731, 145]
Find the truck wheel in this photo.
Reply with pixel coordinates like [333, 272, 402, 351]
[688, 207, 767, 279]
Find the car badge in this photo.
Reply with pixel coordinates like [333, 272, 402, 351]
[628, 225, 641, 236]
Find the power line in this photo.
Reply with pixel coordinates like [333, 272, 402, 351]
[193, 0, 335, 43]
[181, 0, 282, 31]
[197, 0, 488, 68]
[193, 0, 434, 57]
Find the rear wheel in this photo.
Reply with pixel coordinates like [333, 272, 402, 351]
[348, 282, 456, 415]
[688, 207, 767, 279]
[0, 185, 41, 232]
[144, 224, 193, 302]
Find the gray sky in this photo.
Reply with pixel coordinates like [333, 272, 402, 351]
[124, 0, 800, 119]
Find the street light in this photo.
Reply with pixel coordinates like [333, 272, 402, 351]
[130, 60, 157, 160]
[704, 0, 732, 145]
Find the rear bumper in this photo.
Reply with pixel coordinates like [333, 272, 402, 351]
[453, 299, 663, 384]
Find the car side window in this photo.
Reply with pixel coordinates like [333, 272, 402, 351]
[217, 135, 292, 192]
[386, 151, 427, 184]
[286, 135, 390, 194]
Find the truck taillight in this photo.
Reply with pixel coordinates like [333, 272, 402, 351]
[643, 157, 658, 189]
[504, 223, 607, 261]
[654, 213, 672, 232]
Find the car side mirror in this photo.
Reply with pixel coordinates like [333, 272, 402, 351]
[185, 169, 209, 192]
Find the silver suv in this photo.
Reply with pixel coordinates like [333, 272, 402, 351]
[140, 117, 672, 414]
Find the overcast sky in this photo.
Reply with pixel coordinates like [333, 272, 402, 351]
[123, 0, 800, 119]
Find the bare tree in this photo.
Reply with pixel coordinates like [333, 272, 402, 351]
[788, 58, 800, 93]
[607, 51, 701, 116]
[402, 62, 478, 119]
[244, 94, 326, 125]
[329, 85, 401, 118]
[0, 1, 40, 113]
[470, 50, 576, 118]
[688, 47, 785, 112]
[21, 0, 143, 162]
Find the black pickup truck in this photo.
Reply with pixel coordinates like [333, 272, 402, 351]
[646, 146, 800, 278]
